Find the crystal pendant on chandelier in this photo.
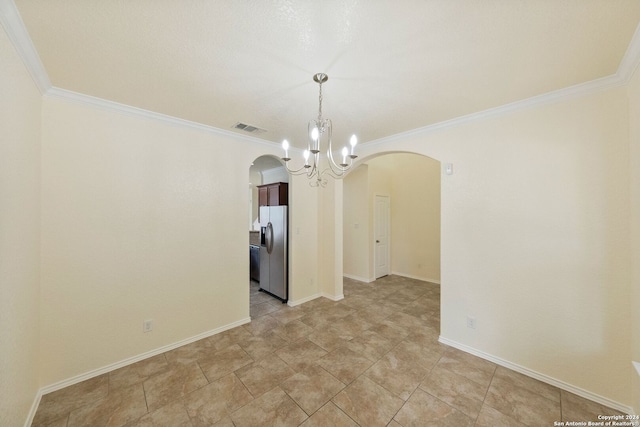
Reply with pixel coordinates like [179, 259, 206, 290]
[281, 73, 358, 187]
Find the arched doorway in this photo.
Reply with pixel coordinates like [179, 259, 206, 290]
[342, 151, 442, 328]
[248, 156, 291, 315]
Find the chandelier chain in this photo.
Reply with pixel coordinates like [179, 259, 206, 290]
[318, 80, 323, 121]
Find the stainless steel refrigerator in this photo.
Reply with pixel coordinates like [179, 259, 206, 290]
[259, 205, 288, 302]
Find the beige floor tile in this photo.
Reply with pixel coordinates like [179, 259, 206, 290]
[315, 346, 374, 385]
[380, 311, 427, 334]
[320, 304, 355, 320]
[237, 329, 289, 359]
[143, 362, 209, 412]
[299, 296, 333, 311]
[485, 376, 561, 426]
[475, 404, 528, 427]
[235, 353, 295, 397]
[419, 364, 487, 418]
[493, 366, 560, 402]
[366, 322, 408, 343]
[299, 402, 358, 427]
[280, 365, 346, 415]
[364, 346, 431, 400]
[242, 314, 281, 336]
[109, 354, 170, 390]
[328, 313, 376, 339]
[250, 292, 274, 305]
[353, 304, 396, 324]
[436, 348, 496, 388]
[332, 376, 404, 427]
[164, 338, 217, 365]
[306, 327, 354, 352]
[183, 373, 253, 426]
[198, 344, 253, 382]
[297, 310, 334, 329]
[32, 374, 109, 426]
[126, 400, 192, 427]
[268, 305, 307, 324]
[342, 329, 396, 362]
[207, 327, 255, 352]
[393, 338, 443, 370]
[67, 383, 147, 427]
[210, 416, 235, 426]
[393, 388, 474, 427]
[276, 339, 328, 371]
[230, 386, 308, 427]
[560, 390, 625, 422]
[271, 319, 314, 342]
[251, 301, 283, 318]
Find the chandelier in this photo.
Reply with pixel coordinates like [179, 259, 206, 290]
[281, 73, 357, 187]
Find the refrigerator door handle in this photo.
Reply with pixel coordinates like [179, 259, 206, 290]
[266, 222, 274, 254]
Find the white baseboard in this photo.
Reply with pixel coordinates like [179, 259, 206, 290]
[391, 271, 441, 285]
[288, 293, 322, 307]
[343, 274, 374, 283]
[438, 336, 634, 415]
[24, 390, 42, 427]
[289, 292, 343, 306]
[26, 317, 251, 424]
[322, 292, 344, 302]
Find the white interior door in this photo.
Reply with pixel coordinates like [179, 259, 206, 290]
[374, 195, 390, 279]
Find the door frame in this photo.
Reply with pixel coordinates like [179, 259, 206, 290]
[373, 194, 391, 279]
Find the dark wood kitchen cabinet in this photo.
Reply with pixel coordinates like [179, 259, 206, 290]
[257, 182, 288, 207]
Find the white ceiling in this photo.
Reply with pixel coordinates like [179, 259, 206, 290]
[13, 1, 640, 151]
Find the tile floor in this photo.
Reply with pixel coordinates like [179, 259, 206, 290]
[32, 275, 626, 426]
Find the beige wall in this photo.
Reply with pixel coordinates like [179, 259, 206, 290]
[628, 66, 640, 413]
[343, 154, 441, 283]
[288, 173, 320, 303]
[319, 178, 343, 299]
[355, 87, 632, 406]
[343, 165, 370, 280]
[38, 96, 320, 385]
[0, 28, 42, 426]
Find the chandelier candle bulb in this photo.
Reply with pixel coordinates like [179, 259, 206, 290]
[341, 147, 348, 167]
[310, 127, 320, 153]
[350, 135, 358, 156]
[303, 150, 310, 167]
[282, 140, 290, 161]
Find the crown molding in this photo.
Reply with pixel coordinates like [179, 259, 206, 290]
[3, 1, 640, 148]
[364, 73, 625, 149]
[617, 22, 640, 83]
[45, 87, 280, 149]
[364, 22, 640, 149]
[0, 0, 51, 94]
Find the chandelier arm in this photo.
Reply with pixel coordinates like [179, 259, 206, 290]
[325, 145, 350, 176]
[319, 167, 345, 180]
[283, 161, 313, 176]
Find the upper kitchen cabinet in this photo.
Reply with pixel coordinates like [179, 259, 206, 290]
[258, 182, 288, 206]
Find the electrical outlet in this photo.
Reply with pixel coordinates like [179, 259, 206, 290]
[143, 319, 153, 333]
[466, 316, 476, 330]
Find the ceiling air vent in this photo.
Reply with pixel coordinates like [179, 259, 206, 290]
[232, 122, 267, 134]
